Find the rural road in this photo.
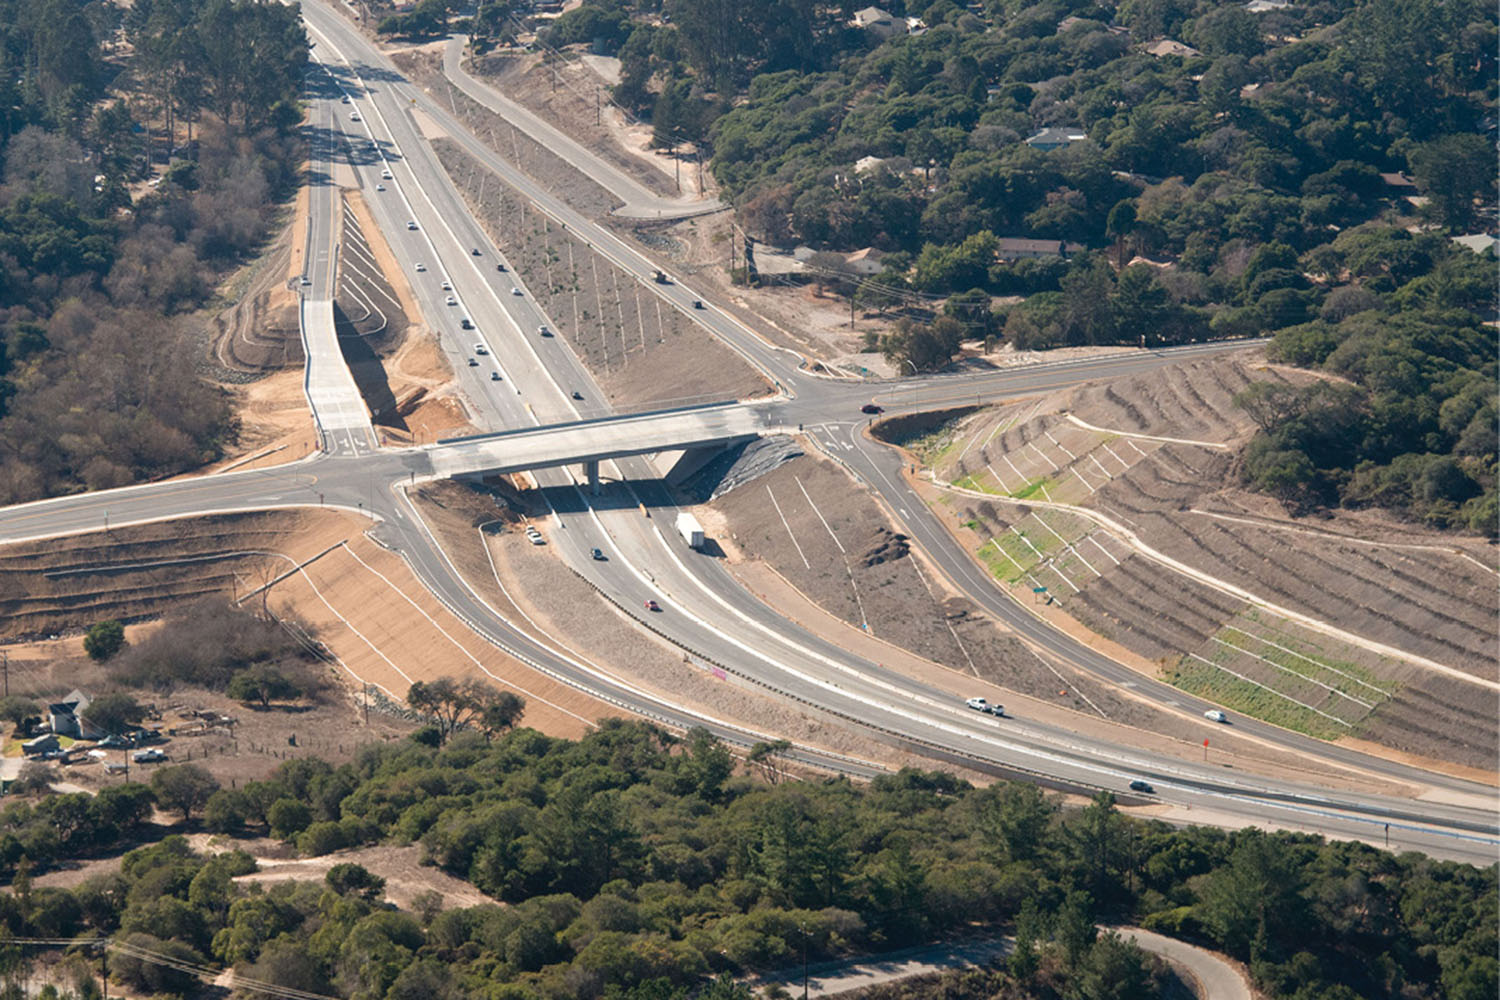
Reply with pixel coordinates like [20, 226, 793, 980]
[754, 928, 1251, 999]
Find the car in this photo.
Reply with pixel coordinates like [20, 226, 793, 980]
[693, 299, 704, 309]
[467, 357, 478, 366]
[496, 263, 507, 272]
[861, 403, 884, 415]
[644, 599, 661, 612]
[349, 111, 361, 121]
[133, 748, 167, 764]
[987, 703, 1006, 717]
[460, 318, 474, 330]
[571, 390, 583, 400]
[299, 276, 311, 286]
[414, 261, 426, 271]
[340, 95, 350, 104]
[381, 168, 392, 179]
[445, 295, 456, 305]
[97, 734, 132, 750]
[407, 221, 418, 231]
[375, 183, 385, 191]
[368, 140, 376, 150]
[511, 287, 523, 296]
[538, 326, 552, 337]
[471, 248, 481, 256]
[525, 528, 544, 546]
[591, 547, 605, 561]
[1128, 779, 1155, 794]
[1204, 709, 1228, 723]
[441, 280, 452, 290]
[474, 343, 487, 355]
[490, 371, 502, 381]
[965, 697, 991, 713]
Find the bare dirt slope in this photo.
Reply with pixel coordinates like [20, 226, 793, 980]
[926, 349, 1498, 768]
[470, 50, 684, 199]
[434, 140, 769, 409]
[394, 50, 619, 217]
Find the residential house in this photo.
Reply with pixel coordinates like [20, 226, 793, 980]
[1451, 234, 1498, 255]
[1145, 39, 1201, 58]
[851, 7, 907, 39]
[48, 689, 96, 739]
[994, 238, 1086, 261]
[843, 247, 887, 276]
[1025, 127, 1090, 151]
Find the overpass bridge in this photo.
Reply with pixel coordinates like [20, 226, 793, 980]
[419, 402, 778, 488]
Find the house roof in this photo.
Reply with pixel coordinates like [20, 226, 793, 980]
[1025, 127, 1089, 147]
[1451, 234, 1498, 255]
[1245, 0, 1291, 11]
[994, 237, 1086, 256]
[852, 6, 895, 26]
[1378, 172, 1417, 188]
[854, 155, 888, 175]
[1145, 39, 1201, 57]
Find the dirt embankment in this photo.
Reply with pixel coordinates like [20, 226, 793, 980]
[393, 49, 620, 218]
[468, 49, 685, 199]
[335, 190, 472, 445]
[433, 139, 770, 409]
[927, 350, 1499, 770]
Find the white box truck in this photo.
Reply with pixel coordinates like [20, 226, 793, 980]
[675, 512, 705, 550]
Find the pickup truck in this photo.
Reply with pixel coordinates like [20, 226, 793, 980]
[132, 748, 167, 764]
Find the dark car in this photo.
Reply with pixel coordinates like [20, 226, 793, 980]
[471, 248, 481, 256]
[1128, 779, 1155, 794]
[693, 299, 704, 309]
[496, 263, 507, 272]
[490, 371, 502, 381]
[571, 390, 583, 400]
[644, 599, 661, 612]
[591, 547, 605, 560]
[861, 403, 884, 414]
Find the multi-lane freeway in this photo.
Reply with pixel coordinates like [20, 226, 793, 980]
[1, 0, 1493, 864]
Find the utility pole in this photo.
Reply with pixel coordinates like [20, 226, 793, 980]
[596, 87, 601, 126]
[2, 650, 7, 697]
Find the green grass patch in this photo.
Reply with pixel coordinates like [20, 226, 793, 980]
[1009, 476, 1053, 501]
[1168, 652, 1350, 740]
[978, 538, 1031, 584]
[954, 473, 992, 493]
[1229, 611, 1397, 697]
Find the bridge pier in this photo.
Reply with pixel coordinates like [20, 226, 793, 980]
[585, 460, 601, 496]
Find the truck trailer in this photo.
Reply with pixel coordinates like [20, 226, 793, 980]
[675, 512, 705, 550]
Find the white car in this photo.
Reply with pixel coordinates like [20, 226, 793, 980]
[1204, 709, 1228, 723]
[441, 280, 451, 290]
[510, 287, 522, 296]
[414, 262, 426, 272]
[381, 168, 392, 179]
[349, 111, 361, 121]
[965, 697, 990, 713]
[445, 295, 456, 305]
[375, 183, 385, 191]
[525, 527, 544, 545]
[132, 748, 166, 764]
[406, 221, 418, 231]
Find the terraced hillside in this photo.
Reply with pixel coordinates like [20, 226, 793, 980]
[926, 350, 1498, 767]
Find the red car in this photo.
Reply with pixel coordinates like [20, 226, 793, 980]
[861, 403, 884, 414]
[644, 599, 661, 612]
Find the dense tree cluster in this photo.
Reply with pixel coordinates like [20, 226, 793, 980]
[0, 0, 307, 503]
[0, 721, 1493, 998]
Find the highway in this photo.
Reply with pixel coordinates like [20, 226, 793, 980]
[1, 0, 1494, 864]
